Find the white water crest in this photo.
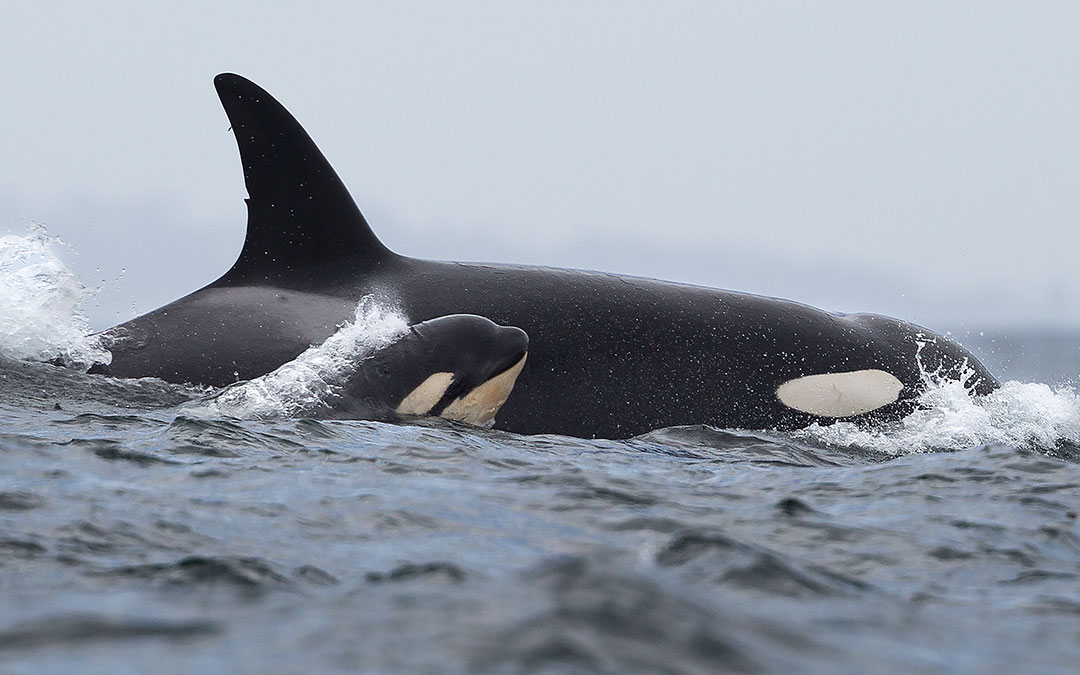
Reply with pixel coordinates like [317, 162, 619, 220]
[2, 225, 1077, 453]
[184, 296, 409, 419]
[795, 377, 1080, 456]
[0, 224, 110, 370]
[794, 333, 1080, 456]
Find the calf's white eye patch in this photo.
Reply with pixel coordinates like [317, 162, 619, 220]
[776, 369, 904, 417]
[396, 372, 454, 416]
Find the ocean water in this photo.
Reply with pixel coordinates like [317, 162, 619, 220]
[1, 229, 1079, 674]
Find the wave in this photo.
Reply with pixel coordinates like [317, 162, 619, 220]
[795, 377, 1080, 456]
[0, 225, 109, 369]
[181, 297, 409, 420]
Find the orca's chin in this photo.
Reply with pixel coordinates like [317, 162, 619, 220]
[491, 346, 529, 379]
[441, 353, 528, 427]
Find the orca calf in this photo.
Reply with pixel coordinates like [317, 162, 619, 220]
[339, 315, 528, 425]
[90, 73, 999, 439]
[193, 314, 528, 425]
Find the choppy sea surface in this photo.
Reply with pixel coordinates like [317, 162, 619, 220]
[1, 228, 1079, 674]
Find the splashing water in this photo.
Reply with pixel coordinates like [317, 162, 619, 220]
[184, 297, 410, 419]
[792, 335, 1080, 455]
[795, 378, 1080, 455]
[0, 224, 110, 369]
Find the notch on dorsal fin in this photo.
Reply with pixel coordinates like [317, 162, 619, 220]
[212, 73, 394, 285]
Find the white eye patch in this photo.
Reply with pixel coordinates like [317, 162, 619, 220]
[396, 372, 454, 416]
[776, 369, 904, 417]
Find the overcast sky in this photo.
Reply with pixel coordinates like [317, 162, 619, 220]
[3, 2, 1080, 332]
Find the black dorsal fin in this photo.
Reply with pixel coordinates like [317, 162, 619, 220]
[212, 73, 394, 285]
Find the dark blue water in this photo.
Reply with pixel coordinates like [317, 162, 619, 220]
[1, 231, 1080, 673]
[0, 336, 1079, 674]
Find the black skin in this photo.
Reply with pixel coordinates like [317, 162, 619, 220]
[89, 74, 1000, 440]
[314, 314, 528, 421]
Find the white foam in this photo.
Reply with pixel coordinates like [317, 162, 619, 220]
[794, 377, 1080, 455]
[184, 296, 409, 419]
[798, 334, 1080, 455]
[0, 224, 110, 370]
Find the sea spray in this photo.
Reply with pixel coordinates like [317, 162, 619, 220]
[184, 296, 409, 419]
[795, 378, 1080, 455]
[0, 224, 110, 369]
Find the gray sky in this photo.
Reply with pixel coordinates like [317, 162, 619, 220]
[3, 2, 1080, 332]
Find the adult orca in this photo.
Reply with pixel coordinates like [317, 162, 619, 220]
[187, 314, 528, 425]
[89, 73, 999, 439]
